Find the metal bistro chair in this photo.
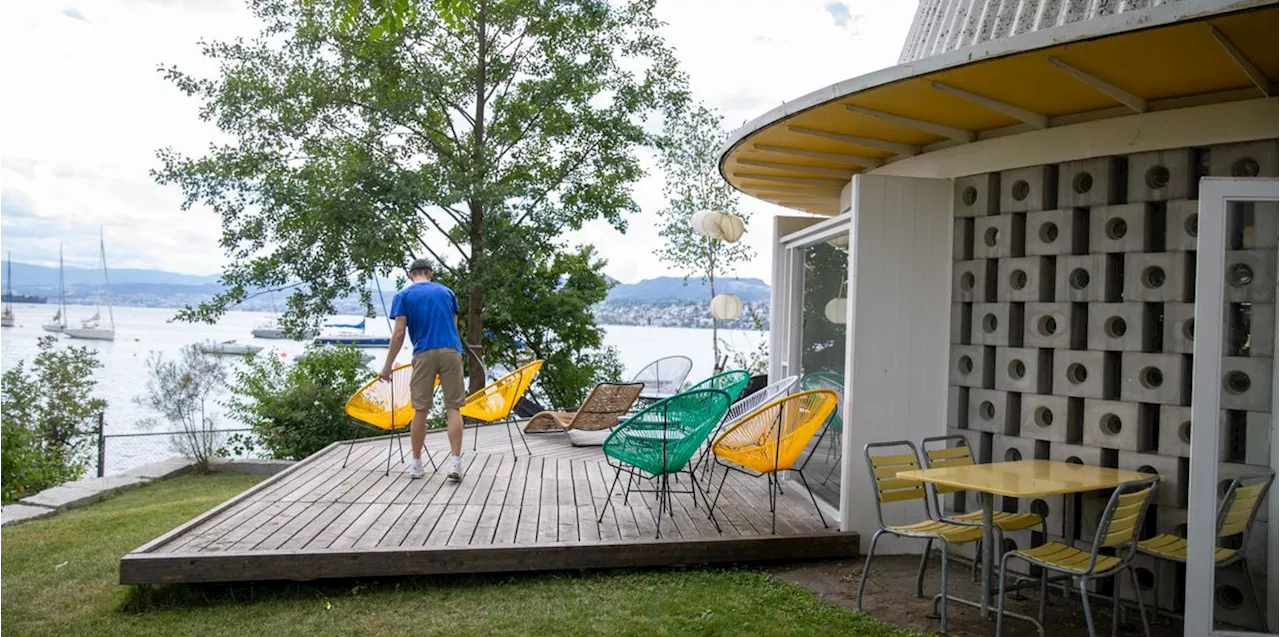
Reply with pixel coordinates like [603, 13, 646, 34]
[920, 434, 1046, 580]
[856, 441, 983, 634]
[1137, 472, 1274, 625]
[996, 476, 1160, 637]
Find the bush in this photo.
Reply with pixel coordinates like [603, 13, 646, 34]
[226, 346, 374, 460]
[534, 346, 625, 409]
[1, 336, 108, 503]
[135, 345, 228, 472]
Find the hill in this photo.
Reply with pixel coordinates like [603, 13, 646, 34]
[606, 276, 770, 303]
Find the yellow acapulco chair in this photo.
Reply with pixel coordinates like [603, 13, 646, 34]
[707, 389, 837, 534]
[344, 363, 431, 475]
[460, 359, 544, 456]
[920, 434, 1046, 580]
[1136, 472, 1274, 626]
[995, 475, 1160, 637]
[856, 440, 983, 634]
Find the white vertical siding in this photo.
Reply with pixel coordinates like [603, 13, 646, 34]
[840, 174, 954, 552]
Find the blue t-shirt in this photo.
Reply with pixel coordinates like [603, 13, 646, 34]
[389, 282, 464, 354]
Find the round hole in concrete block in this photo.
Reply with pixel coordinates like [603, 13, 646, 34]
[1219, 479, 1234, 497]
[1034, 406, 1053, 427]
[1067, 363, 1088, 385]
[1039, 222, 1059, 243]
[958, 356, 974, 375]
[1010, 269, 1028, 290]
[1183, 318, 1195, 342]
[1105, 217, 1128, 240]
[1216, 583, 1246, 610]
[1030, 499, 1050, 517]
[1004, 448, 1022, 462]
[1066, 456, 1083, 465]
[1037, 315, 1058, 336]
[1069, 268, 1091, 290]
[979, 401, 996, 420]
[1000, 537, 1017, 553]
[1175, 523, 1188, 538]
[1139, 465, 1160, 480]
[1231, 157, 1261, 178]
[1009, 359, 1026, 379]
[1185, 213, 1199, 238]
[1012, 180, 1030, 201]
[1228, 263, 1254, 288]
[1140, 366, 1164, 389]
[1100, 414, 1122, 436]
[982, 313, 999, 333]
[1142, 266, 1166, 289]
[962, 186, 978, 206]
[1224, 370, 1251, 394]
[1072, 172, 1093, 194]
[1144, 165, 1171, 190]
[1104, 316, 1127, 338]
[1135, 568, 1156, 591]
[1178, 420, 1191, 444]
[983, 226, 1000, 247]
[960, 272, 976, 291]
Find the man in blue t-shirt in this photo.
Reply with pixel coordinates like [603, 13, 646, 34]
[380, 258, 466, 481]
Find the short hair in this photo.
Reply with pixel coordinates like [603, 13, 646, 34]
[408, 258, 435, 275]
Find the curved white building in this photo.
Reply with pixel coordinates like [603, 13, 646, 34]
[720, 1, 1276, 634]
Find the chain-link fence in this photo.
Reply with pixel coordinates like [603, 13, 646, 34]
[89, 414, 261, 477]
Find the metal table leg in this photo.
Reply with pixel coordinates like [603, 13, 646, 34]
[980, 491, 995, 619]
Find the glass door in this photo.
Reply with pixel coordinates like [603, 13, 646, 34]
[1189, 177, 1279, 637]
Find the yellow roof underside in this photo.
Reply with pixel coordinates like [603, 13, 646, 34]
[723, 7, 1278, 215]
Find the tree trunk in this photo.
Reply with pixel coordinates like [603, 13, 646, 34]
[709, 261, 720, 374]
[466, 1, 489, 394]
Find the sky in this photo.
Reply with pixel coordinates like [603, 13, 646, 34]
[0, 0, 918, 284]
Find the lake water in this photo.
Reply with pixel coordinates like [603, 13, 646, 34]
[0, 303, 765, 474]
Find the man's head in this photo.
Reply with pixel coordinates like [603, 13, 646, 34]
[408, 258, 435, 282]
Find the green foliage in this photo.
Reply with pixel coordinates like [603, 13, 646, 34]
[154, 0, 687, 399]
[655, 101, 754, 366]
[225, 346, 373, 460]
[1, 336, 107, 503]
[800, 242, 848, 374]
[135, 346, 229, 471]
[720, 306, 769, 375]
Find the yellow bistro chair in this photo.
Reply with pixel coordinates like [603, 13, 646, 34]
[343, 363, 430, 475]
[920, 434, 1046, 580]
[856, 440, 983, 634]
[460, 359, 544, 456]
[708, 389, 838, 534]
[995, 476, 1160, 637]
[1137, 472, 1274, 624]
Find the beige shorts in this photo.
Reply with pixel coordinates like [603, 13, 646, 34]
[411, 348, 466, 411]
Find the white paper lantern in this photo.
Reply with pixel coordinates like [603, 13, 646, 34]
[827, 233, 849, 248]
[710, 293, 744, 320]
[824, 297, 847, 324]
[717, 213, 745, 243]
[691, 210, 746, 243]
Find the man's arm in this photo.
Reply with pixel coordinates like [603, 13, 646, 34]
[380, 315, 408, 381]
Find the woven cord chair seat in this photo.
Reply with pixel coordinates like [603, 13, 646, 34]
[345, 364, 419, 430]
[524, 411, 574, 433]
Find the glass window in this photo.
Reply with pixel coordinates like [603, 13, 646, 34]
[796, 238, 848, 507]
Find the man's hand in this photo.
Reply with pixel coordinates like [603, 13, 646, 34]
[378, 364, 393, 383]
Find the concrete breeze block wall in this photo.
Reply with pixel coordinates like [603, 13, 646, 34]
[948, 140, 1279, 612]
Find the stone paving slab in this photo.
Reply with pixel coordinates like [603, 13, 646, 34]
[2, 504, 56, 527]
[20, 485, 102, 511]
[122, 458, 196, 481]
[63, 474, 152, 496]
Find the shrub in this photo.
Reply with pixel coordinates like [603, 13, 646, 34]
[226, 346, 374, 460]
[135, 345, 228, 472]
[1, 336, 107, 503]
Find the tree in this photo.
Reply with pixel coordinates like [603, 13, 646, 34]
[154, 0, 686, 395]
[135, 346, 228, 471]
[1, 336, 108, 503]
[655, 101, 754, 369]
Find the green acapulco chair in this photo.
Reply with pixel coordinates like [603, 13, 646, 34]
[801, 371, 845, 482]
[686, 370, 752, 473]
[596, 388, 732, 539]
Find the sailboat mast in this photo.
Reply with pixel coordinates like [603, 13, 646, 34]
[99, 228, 114, 329]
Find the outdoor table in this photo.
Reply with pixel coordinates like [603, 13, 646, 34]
[897, 460, 1158, 624]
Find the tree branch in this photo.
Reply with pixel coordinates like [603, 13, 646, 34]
[415, 203, 471, 260]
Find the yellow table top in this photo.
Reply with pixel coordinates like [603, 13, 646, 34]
[897, 460, 1159, 498]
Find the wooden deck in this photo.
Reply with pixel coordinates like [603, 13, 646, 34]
[120, 422, 858, 584]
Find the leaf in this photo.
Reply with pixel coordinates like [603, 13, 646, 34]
[324, 599, 332, 611]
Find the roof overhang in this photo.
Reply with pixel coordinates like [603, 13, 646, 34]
[720, 0, 1279, 216]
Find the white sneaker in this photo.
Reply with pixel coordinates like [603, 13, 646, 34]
[446, 456, 462, 482]
[408, 459, 424, 479]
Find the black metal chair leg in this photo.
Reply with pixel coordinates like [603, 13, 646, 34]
[689, 470, 721, 534]
[597, 465, 621, 523]
[795, 470, 829, 528]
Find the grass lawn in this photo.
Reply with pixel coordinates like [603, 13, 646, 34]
[2, 473, 924, 636]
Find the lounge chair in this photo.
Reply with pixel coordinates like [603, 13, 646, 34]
[460, 359, 544, 456]
[522, 382, 644, 446]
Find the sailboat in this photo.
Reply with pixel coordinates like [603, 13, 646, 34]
[65, 230, 115, 341]
[42, 244, 68, 333]
[1, 253, 14, 328]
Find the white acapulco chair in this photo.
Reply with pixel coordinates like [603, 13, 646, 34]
[694, 375, 799, 482]
[631, 355, 694, 404]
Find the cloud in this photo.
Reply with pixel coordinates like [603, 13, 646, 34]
[824, 1, 853, 28]
[1, 188, 39, 218]
[60, 7, 89, 22]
